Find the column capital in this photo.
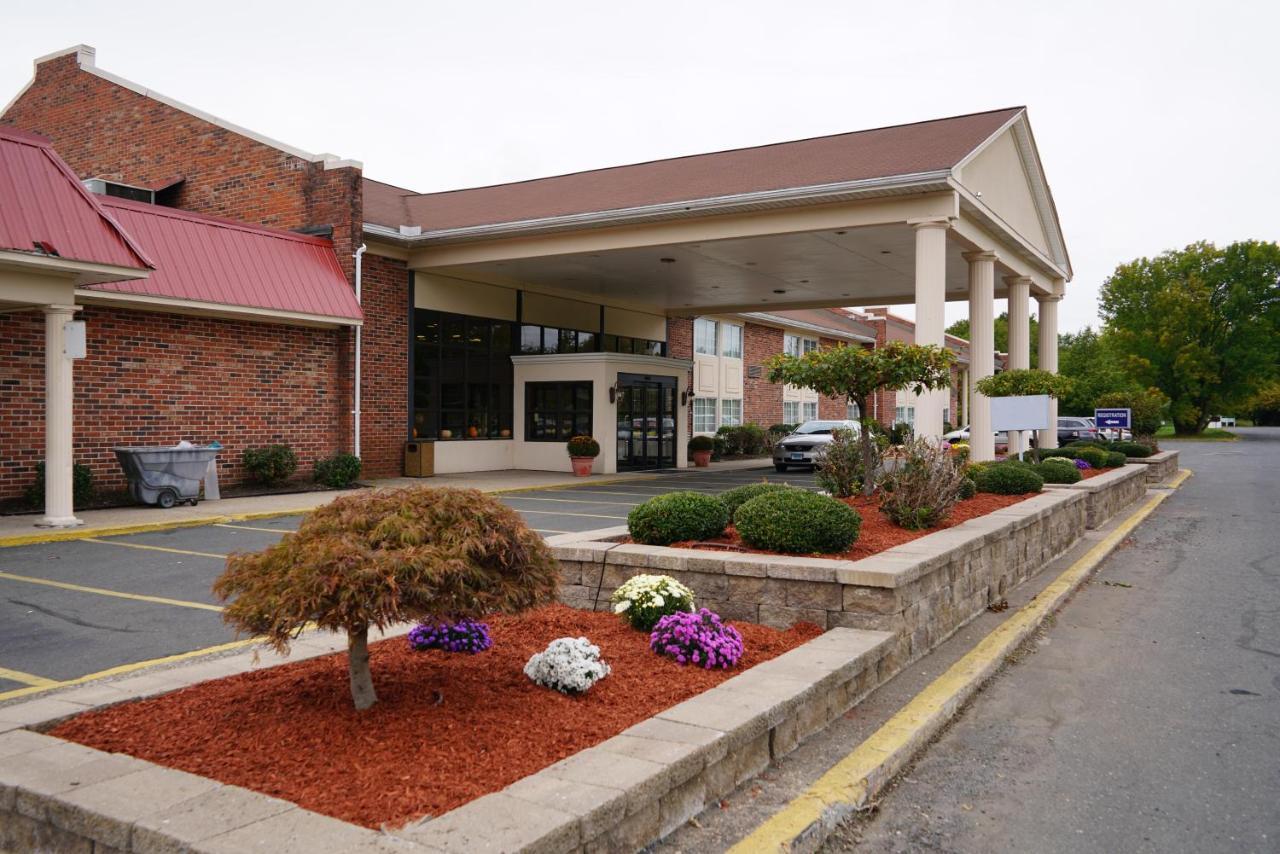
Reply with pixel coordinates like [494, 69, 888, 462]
[962, 249, 999, 264]
[42, 303, 81, 314]
[908, 216, 953, 231]
[1035, 293, 1063, 304]
[1002, 275, 1033, 288]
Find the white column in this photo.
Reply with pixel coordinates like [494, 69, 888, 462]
[964, 251, 997, 461]
[38, 305, 82, 528]
[1004, 276, 1032, 457]
[912, 219, 950, 440]
[1036, 293, 1062, 449]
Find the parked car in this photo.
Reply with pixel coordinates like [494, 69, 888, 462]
[1057, 416, 1102, 445]
[942, 425, 1010, 449]
[772, 420, 859, 472]
[1087, 416, 1132, 442]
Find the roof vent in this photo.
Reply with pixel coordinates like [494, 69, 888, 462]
[399, 225, 422, 237]
[83, 178, 154, 204]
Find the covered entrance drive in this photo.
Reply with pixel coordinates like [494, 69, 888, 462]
[616, 373, 677, 470]
[367, 107, 1073, 467]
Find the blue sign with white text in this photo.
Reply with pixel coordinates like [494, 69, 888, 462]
[1094, 408, 1131, 429]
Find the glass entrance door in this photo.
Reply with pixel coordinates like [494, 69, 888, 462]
[616, 373, 677, 470]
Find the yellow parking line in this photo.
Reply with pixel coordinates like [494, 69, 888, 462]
[0, 570, 224, 612]
[0, 666, 58, 688]
[83, 537, 226, 559]
[213, 523, 296, 534]
[729, 470, 1193, 852]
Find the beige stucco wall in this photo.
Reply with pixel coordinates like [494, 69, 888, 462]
[0, 267, 77, 307]
[956, 130, 1051, 256]
[414, 272, 517, 321]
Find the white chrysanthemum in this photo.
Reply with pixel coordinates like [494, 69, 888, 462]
[613, 600, 631, 613]
[524, 636, 611, 694]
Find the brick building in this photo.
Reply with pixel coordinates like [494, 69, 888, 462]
[1, 45, 1070, 516]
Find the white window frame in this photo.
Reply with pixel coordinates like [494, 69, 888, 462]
[783, 401, 800, 424]
[719, 398, 742, 427]
[692, 397, 717, 433]
[802, 401, 818, 422]
[720, 323, 743, 359]
[694, 318, 718, 356]
[784, 333, 819, 358]
[847, 400, 860, 421]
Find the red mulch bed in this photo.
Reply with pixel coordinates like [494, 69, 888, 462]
[51, 604, 822, 829]
[667, 492, 1032, 561]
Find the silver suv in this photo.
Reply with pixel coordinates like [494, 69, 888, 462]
[773, 420, 860, 472]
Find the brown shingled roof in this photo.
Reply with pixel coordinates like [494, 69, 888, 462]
[362, 107, 1022, 232]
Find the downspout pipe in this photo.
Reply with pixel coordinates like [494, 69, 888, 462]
[353, 244, 367, 459]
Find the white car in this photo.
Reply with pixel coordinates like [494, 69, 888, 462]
[943, 425, 1010, 448]
[772, 420, 860, 471]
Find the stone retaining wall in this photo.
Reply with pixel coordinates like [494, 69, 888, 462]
[0, 629, 891, 854]
[555, 489, 1088, 682]
[1044, 463, 1149, 528]
[1126, 449, 1179, 484]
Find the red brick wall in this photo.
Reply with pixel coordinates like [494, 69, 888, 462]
[359, 254, 410, 478]
[666, 318, 693, 436]
[0, 306, 347, 500]
[742, 322, 783, 427]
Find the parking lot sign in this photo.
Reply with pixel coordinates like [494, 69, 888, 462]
[1095, 407, 1131, 429]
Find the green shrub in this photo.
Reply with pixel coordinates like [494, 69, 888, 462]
[1096, 388, 1168, 438]
[1039, 448, 1079, 460]
[242, 444, 297, 484]
[769, 423, 798, 435]
[816, 427, 873, 498]
[1073, 447, 1109, 468]
[1066, 439, 1108, 449]
[314, 453, 362, 488]
[888, 421, 913, 445]
[610, 574, 695, 631]
[1103, 451, 1126, 468]
[628, 492, 729, 545]
[959, 477, 978, 499]
[567, 435, 600, 457]
[735, 490, 861, 554]
[1109, 441, 1151, 458]
[720, 482, 795, 522]
[973, 462, 1044, 495]
[879, 439, 971, 530]
[24, 461, 94, 509]
[688, 435, 716, 452]
[1033, 460, 1082, 484]
[716, 423, 768, 455]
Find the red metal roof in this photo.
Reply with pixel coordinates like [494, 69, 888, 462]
[0, 126, 152, 270]
[363, 108, 1023, 232]
[83, 197, 363, 323]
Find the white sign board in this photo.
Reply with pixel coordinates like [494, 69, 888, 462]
[63, 321, 86, 360]
[990, 394, 1051, 432]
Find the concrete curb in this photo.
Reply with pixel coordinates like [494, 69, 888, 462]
[725, 467, 1193, 853]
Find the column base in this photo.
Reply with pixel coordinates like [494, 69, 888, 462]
[35, 515, 84, 529]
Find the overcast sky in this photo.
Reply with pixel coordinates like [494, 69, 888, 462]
[4, 1, 1276, 332]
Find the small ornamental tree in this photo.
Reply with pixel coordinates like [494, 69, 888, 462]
[974, 368, 1074, 399]
[767, 341, 955, 496]
[213, 486, 559, 710]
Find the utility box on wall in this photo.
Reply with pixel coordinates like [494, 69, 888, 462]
[404, 441, 434, 477]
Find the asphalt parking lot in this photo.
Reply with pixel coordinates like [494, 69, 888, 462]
[0, 465, 816, 701]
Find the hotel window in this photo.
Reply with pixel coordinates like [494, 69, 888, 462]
[693, 398, 717, 433]
[525, 381, 592, 442]
[784, 333, 818, 357]
[720, 324, 743, 359]
[519, 324, 598, 354]
[694, 318, 718, 355]
[847, 401, 861, 420]
[783, 401, 800, 424]
[802, 401, 818, 422]
[413, 309, 515, 440]
[894, 405, 916, 427]
[601, 334, 666, 356]
[720, 399, 742, 427]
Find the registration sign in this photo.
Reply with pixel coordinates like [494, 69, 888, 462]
[1094, 407, 1131, 429]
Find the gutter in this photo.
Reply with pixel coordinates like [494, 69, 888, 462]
[739, 312, 876, 344]
[353, 244, 367, 459]
[363, 170, 953, 246]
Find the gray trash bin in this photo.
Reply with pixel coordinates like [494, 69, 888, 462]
[114, 445, 219, 508]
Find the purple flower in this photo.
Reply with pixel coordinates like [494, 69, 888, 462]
[1074, 459, 1091, 470]
[650, 609, 744, 669]
[408, 617, 492, 654]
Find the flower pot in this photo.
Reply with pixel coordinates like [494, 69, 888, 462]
[691, 450, 712, 467]
[570, 456, 595, 477]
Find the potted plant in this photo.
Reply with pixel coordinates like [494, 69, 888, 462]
[567, 435, 600, 477]
[689, 435, 715, 467]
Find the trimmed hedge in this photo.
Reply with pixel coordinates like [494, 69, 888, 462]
[973, 462, 1044, 495]
[688, 435, 716, 452]
[1033, 460, 1082, 484]
[243, 444, 297, 484]
[1073, 447, 1110, 468]
[735, 490, 861, 554]
[959, 477, 978, 500]
[24, 461, 94, 509]
[628, 492, 728, 545]
[720, 482, 794, 522]
[314, 453, 362, 488]
[1104, 451, 1127, 468]
[1039, 448, 1079, 460]
[1108, 441, 1152, 458]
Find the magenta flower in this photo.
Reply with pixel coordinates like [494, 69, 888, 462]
[650, 609, 744, 669]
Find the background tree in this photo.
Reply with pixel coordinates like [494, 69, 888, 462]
[1099, 240, 1280, 434]
[947, 311, 1039, 368]
[1056, 327, 1138, 415]
[214, 486, 559, 710]
[767, 341, 955, 496]
[1248, 379, 1280, 426]
[1095, 387, 1169, 440]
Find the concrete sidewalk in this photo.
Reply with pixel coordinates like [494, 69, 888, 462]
[0, 458, 773, 545]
